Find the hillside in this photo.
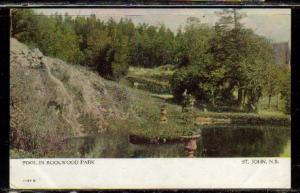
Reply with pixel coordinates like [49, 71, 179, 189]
[10, 38, 167, 156]
[10, 38, 187, 157]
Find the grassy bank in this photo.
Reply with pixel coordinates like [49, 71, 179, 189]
[280, 140, 291, 157]
[125, 66, 174, 94]
[196, 111, 290, 126]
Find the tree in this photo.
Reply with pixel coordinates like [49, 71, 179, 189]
[13, 9, 287, 113]
[171, 17, 217, 105]
[280, 68, 291, 114]
[84, 22, 129, 81]
[241, 33, 275, 111]
[264, 63, 282, 109]
[11, 9, 38, 41]
[211, 9, 247, 107]
[211, 9, 275, 111]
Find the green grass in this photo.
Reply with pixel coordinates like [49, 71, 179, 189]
[127, 65, 288, 114]
[280, 140, 291, 157]
[196, 111, 290, 125]
[125, 66, 175, 94]
[123, 66, 290, 139]
[130, 112, 202, 140]
[126, 75, 171, 93]
[126, 86, 290, 140]
[258, 94, 286, 113]
[151, 93, 174, 100]
[128, 65, 174, 81]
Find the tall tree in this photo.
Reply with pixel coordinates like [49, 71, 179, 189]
[11, 9, 38, 44]
[212, 9, 246, 106]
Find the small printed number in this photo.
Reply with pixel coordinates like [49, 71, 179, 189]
[23, 179, 36, 183]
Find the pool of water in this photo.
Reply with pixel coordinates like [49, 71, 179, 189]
[60, 125, 290, 158]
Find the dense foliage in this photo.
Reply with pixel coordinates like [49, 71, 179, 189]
[11, 9, 177, 80]
[11, 9, 290, 113]
[171, 10, 290, 112]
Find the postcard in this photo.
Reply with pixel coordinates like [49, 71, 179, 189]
[9, 7, 291, 189]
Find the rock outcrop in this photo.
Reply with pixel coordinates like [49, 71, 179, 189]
[10, 38, 133, 152]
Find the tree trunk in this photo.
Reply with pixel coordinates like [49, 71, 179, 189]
[268, 94, 272, 109]
[237, 88, 243, 107]
[242, 91, 246, 105]
[276, 94, 280, 110]
[211, 90, 215, 107]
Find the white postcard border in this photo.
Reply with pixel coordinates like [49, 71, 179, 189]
[10, 158, 291, 189]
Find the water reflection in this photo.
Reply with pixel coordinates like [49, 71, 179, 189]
[60, 125, 290, 158]
[200, 125, 290, 157]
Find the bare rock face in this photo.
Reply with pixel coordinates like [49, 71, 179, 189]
[10, 38, 133, 149]
[11, 40, 43, 69]
[31, 48, 43, 59]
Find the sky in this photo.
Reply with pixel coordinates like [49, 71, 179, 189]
[34, 8, 291, 43]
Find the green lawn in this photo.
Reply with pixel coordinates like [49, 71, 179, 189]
[123, 65, 290, 140]
[280, 140, 291, 157]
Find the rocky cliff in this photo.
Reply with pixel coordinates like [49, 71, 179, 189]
[10, 38, 134, 155]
